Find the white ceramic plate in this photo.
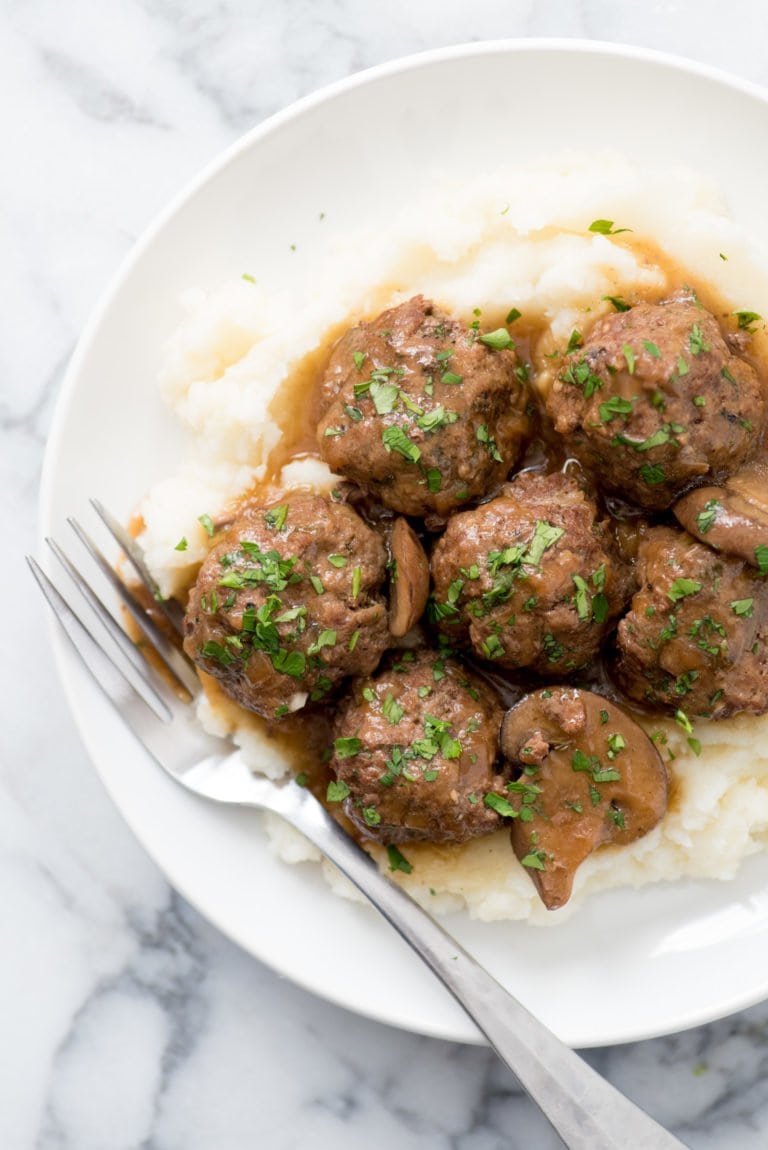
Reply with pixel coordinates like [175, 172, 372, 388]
[41, 40, 768, 1048]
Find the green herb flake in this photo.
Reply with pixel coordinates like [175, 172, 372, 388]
[599, 396, 634, 422]
[689, 323, 711, 356]
[352, 351, 366, 371]
[622, 344, 636, 375]
[264, 504, 288, 531]
[602, 295, 631, 312]
[484, 792, 518, 818]
[174, 537, 188, 552]
[326, 780, 351, 802]
[730, 598, 754, 617]
[198, 513, 215, 538]
[520, 850, 547, 871]
[599, 709, 609, 725]
[271, 649, 306, 679]
[351, 566, 362, 599]
[426, 467, 442, 493]
[310, 575, 325, 595]
[479, 328, 515, 350]
[734, 310, 762, 332]
[668, 578, 702, 603]
[382, 425, 421, 463]
[643, 340, 661, 358]
[328, 554, 348, 568]
[525, 521, 565, 566]
[695, 499, 720, 535]
[588, 219, 632, 235]
[387, 844, 413, 874]
[755, 545, 768, 575]
[572, 574, 590, 621]
[334, 737, 362, 759]
[639, 463, 666, 486]
[308, 629, 336, 656]
[506, 307, 522, 324]
[688, 737, 702, 757]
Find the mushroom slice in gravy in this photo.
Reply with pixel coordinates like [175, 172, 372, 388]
[388, 517, 430, 638]
[674, 458, 768, 571]
[500, 687, 668, 910]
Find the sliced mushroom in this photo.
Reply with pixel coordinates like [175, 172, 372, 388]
[500, 687, 668, 911]
[673, 458, 768, 569]
[388, 518, 430, 637]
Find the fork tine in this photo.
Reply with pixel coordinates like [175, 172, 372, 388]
[66, 519, 199, 698]
[89, 498, 186, 637]
[27, 556, 171, 723]
[46, 535, 194, 703]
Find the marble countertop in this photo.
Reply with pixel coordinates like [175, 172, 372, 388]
[7, 3, 768, 1147]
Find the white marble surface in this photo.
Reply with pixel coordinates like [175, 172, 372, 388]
[7, 2, 768, 1147]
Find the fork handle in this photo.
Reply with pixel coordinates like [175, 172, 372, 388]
[280, 789, 689, 1150]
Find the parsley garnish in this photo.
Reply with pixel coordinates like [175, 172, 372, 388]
[198, 513, 215, 538]
[588, 219, 632, 235]
[668, 578, 702, 603]
[334, 737, 362, 759]
[326, 780, 350, 802]
[382, 426, 421, 463]
[479, 328, 515, 350]
[734, 310, 762, 332]
[484, 792, 518, 818]
[387, 845, 413, 874]
[175, 537, 188, 551]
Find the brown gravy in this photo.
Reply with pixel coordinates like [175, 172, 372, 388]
[132, 244, 767, 826]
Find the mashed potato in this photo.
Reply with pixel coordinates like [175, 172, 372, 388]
[139, 154, 768, 923]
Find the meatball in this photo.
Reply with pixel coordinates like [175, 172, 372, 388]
[184, 493, 389, 719]
[328, 649, 506, 843]
[317, 296, 530, 516]
[614, 525, 768, 717]
[430, 470, 632, 675]
[546, 298, 765, 509]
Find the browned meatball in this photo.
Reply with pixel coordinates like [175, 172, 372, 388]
[546, 298, 765, 510]
[184, 493, 389, 719]
[614, 525, 768, 717]
[317, 296, 530, 516]
[328, 649, 506, 843]
[430, 471, 632, 675]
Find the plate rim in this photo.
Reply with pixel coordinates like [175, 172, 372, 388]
[39, 36, 768, 1048]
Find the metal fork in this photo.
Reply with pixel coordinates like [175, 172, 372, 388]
[29, 504, 690, 1150]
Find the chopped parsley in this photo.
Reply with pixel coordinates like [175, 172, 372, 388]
[734, 310, 762, 332]
[174, 537, 188, 552]
[668, 578, 702, 603]
[334, 737, 362, 759]
[484, 792, 518, 818]
[730, 598, 754, 617]
[602, 295, 631, 312]
[479, 328, 515, 350]
[264, 504, 288, 531]
[387, 845, 413, 874]
[326, 780, 351, 802]
[198, 513, 215, 538]
[588, 219, 632, 235]
[689, 323, 711, 356]
[382, 425, 421, 463]
[639, 463, 666, 486]
[696, 500, 720, 535]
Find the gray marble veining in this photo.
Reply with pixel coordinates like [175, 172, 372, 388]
[7, 2, 768, 1147]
